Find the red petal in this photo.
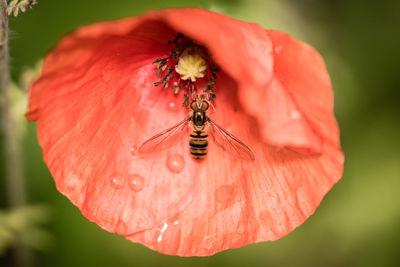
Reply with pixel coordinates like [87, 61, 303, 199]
[149, 9, 334, 153]
[239, 30, 340, 154]
[125, 73, 343, 256]
[28, 19, 203, 234]
[27, 8, 344, 256]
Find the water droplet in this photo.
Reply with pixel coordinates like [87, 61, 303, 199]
[215, 185, 234, 203]
[291, 110, 301, 120]
[166, 154, 185, 173]
[129, 146, 137, 156]
[102, 71, 111, 82]
[173, 220, 179, 225]
[167, 101, 178, 112]
[66, 174, 80, 190]
[275, 45, 283, 54]
[128, 174, 144, 192]
[110, 173, 125, 189]
[157, 222, 168, 243]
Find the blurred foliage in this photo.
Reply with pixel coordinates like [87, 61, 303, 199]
[1, 0, 399, 266]
[6, 0, 37, 16]
[0, 205, 52, 255]
[6, 61, 40, 141]
[8, 81, 27, 140]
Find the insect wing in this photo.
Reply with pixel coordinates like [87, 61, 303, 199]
[208, 118, 255, 160]
[139, 117, 190, 153]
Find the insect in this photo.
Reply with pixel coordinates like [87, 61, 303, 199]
[139, 97, 255, 160]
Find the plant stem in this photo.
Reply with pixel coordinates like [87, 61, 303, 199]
[1, 0, 32, 266]
[1, 0, 26, 209]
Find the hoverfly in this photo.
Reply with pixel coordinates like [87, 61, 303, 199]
[139, 97, 255, 160]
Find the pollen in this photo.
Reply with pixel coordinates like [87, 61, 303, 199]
[175, 48, 207, 82]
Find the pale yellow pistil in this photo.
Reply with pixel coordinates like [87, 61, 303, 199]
[175, 49, 207, 82]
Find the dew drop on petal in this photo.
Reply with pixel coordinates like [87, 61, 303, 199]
[275, 45, 283, 54]
[66, 174, 80, 190]
[110, 173, 125, 189]
[129, 146, 138, 157]
[128, 174, 145, 192]
[102, 71, 111, 82]
[167, 101, 178, 112]
[291, 110, 301, 120]
[157, 222, 168, 243]
[166, 154, 185, 173]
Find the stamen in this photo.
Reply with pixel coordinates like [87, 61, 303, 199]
[172, 82, 180, 94]
[183, 94, 189, 107]
[153, 33, 219, 106]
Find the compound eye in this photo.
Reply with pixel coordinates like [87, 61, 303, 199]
[190, 100, 197, 110]
[201, 101, 209, 111]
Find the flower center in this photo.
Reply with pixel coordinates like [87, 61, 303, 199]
[175, 48, 207, 82]
[153, 33, 218, 107]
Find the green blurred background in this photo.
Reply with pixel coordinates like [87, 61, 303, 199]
[1, 0, 400, 266]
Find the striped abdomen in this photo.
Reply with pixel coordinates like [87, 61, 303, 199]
[189, 129, 208, 159]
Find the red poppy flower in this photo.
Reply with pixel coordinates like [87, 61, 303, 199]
[27, 8, 344, 256]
